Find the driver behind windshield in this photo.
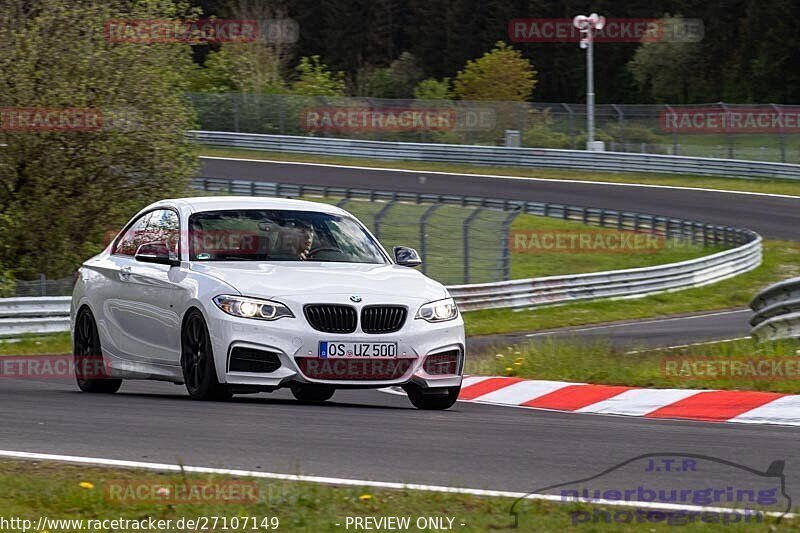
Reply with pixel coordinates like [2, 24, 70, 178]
[278, 221, 315, 260]
[188, 209, 386, 264]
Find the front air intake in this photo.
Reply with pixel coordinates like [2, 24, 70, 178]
[361, 306, 407, 334]
[303, 304, 358, 334]
[228, 347, 282, 373]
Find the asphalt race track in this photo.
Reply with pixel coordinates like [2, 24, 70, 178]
[201, 156, 800, 239]
[3, 378, 800, 496]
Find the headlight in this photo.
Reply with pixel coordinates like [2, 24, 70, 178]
[416, 298, 458, 323]
[213, 295, 294, 321]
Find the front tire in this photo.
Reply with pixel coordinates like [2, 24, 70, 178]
[290, 384, 335, 403]
[73, 307, 122, 394]
[181, 310, 232, 401]
[405, 385, 460, 410]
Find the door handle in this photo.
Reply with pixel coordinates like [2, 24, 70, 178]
[120, 266, 132, 280]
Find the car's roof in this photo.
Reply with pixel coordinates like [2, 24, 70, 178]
[152, 196, 348, 215]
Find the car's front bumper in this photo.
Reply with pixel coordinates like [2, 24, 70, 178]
[206, 305, 465, 390]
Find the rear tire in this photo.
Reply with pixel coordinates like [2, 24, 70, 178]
[73, 307, 122, 394]
[181, 310, 232, 401]
[290, 384, 335, 403]
[405, 385, 460, 410]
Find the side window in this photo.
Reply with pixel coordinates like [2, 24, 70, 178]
[113, 213, 152, 257]
[144, 209, 180, 259]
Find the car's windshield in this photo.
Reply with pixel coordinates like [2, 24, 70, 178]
[188, 209, 387, 263]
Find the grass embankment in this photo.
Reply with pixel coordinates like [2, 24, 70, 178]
[0, 460, 792, 531]
[0, 332, 71, 355]
[464, 240, 799, 337]
[466, 336, 800, 395]
[199, 146, 800, 196]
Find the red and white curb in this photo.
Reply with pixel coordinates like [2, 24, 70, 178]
[448, 377, 800, 426]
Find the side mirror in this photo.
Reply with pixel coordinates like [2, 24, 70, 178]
[393, 246, 422, 268]
[135, 241, 179, 266]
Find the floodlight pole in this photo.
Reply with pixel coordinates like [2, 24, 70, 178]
[586, 32, 595, 145]
[574, 13, 605, 150]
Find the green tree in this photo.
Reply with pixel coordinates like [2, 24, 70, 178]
[453, 42, 537, 101]
[291, 56, 346, 96]
[358, 52, 424, 98]
[627, 16, 707, 103]
[190, 43, 285, 94]
[413, 78, 452, 100]
[0, 0, 198, 279]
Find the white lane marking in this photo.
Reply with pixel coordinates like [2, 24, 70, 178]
[730, 396, 800, 426]
[624, 336, 751, 355]
[575, 388, 704, 416]
[0, 449, 793, 519]
[524, 309, 750, 337]
[200, 155, 800, 200]
[474, 380, 574, 405]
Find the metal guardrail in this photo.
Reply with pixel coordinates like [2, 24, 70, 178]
[191, 130, 800, 180]
[189, 94, 800, 163]
[0, 297, 70, 337]
[749, 279, 800, 341]
[452, 241, 761, 311]
[194, 178, 763, 313]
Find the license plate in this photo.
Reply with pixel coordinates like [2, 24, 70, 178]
[319, 341, 397, 359]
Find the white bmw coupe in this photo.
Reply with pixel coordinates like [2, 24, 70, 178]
[71, 196, 465, 409]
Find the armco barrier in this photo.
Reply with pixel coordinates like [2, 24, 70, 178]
[750, 279, 800, 341]
[451, 241, 761, 312]
[0, 297, 70, 337]
[191, 130, 800, 180]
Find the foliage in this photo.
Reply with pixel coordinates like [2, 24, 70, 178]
[291, 56, 346, 96]
[626, 15, 707, 103]
[453, 42, 537, 101]
[602, 122, 665, 145]
[521, 109, 570, 148]
[0, 264, 16, 298]
[0, 0, 198, 279]
[189, 43, 285, 94]
[413, 78, 452, 100]
[356, 52, 424, 98]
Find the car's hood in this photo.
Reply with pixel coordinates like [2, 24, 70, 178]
[190, 261, 449, 303]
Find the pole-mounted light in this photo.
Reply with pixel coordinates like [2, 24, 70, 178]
[573, 13, 605, 150]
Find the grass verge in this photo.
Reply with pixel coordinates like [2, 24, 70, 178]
[0, 332, 71, 356]
[0, 460, 791, 531]
[466, 337, 800, 395]
[464, 240, 799, 337]
[198, 146, 800, 197]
